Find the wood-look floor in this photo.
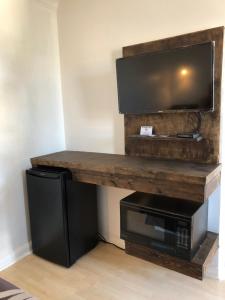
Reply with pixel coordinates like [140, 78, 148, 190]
[1, 243, 225, 300]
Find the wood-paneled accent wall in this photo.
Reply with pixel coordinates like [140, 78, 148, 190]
[123, 27, 224, 163]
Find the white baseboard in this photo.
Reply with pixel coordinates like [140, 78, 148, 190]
[0, 241, 32, 271]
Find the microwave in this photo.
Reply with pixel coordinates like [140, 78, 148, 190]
[120, 192, 208, 260]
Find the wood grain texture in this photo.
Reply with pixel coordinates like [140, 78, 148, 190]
[123, 26, 224, 163]
[125, 231, 218, 280]
[2, 243, 225, 300]
[31, 151, 221, 202]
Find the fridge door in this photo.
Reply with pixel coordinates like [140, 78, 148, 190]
[26, 169, 70, 267]
[66, 180, 98, 264]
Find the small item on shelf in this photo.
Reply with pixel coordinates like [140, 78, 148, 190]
[140, 126, 153, 136]
[176, 132, 200, 139]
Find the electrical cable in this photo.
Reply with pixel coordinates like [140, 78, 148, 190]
[195, 111, 203, 134]
[97, 233, 125, 251]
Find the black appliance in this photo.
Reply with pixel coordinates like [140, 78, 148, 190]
[26, 167, 98, 267]
[116, 42, 214, 114]
[120, 192, 208, 260]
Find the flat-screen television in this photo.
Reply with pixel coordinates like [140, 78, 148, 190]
[116, 42, 214, 114]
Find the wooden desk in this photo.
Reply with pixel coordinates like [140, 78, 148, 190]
[31, 151, 221, 203]
[30, 150, 221, 280]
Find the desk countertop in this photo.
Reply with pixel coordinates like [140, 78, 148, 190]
[31, 151, 221, 202]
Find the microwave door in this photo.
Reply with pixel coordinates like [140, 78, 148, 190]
[144, 213, 166, 242]
[123, 208, 176, 248]
[145, 213, 176, 246]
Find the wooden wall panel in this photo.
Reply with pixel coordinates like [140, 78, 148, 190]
[125, 232, 218, 280]
[123, 27, 224, 163]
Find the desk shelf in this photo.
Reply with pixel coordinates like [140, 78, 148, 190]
[125, 231, 218, 280]
[128, 134, 203, 142]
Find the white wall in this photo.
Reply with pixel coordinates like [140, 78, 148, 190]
[0, 0, 65, 270]
[218, 45, 225, 279]
[58, 0, 225, 277]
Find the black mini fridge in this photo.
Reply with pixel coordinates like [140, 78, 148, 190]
[26, 167, 98, 267]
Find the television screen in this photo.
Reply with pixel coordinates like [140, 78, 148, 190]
[116, 42, 214, 114]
